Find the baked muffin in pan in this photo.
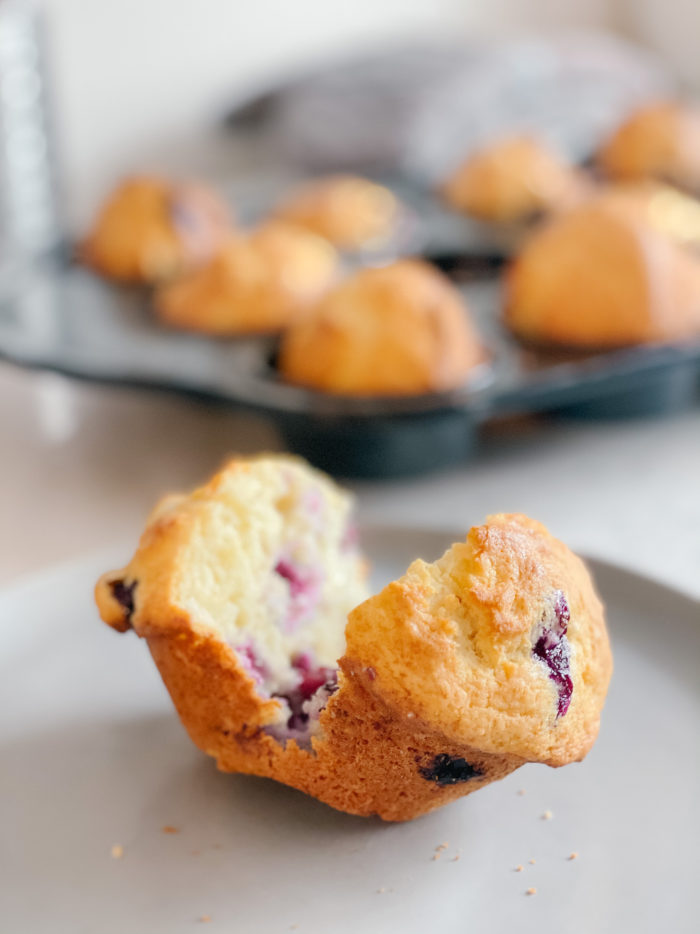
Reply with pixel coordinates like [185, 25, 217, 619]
[596, 101, 700, 193]
[279, 259, 484, 396]
[272, 174, 402, 252]
[441, 135, 590, 224]
[504, 199, 700, 349]
[81, 176, 231, 283]
[154, 220, 338, 335]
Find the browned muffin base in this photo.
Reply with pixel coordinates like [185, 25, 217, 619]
[147, 629, 521, 821]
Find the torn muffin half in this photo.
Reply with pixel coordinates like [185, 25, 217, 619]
[95, 455, 612, 821]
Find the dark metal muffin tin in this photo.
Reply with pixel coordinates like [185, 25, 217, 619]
[1, 257, 698, 478]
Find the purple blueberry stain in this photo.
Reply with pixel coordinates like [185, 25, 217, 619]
[110, 579, 136, 624]
[292, 652, 337, 698]
[302, 487, 324, 523]
[532, 589, 573, 718]
[237, 642, 269, 690]
[274, 557, 321, 632]
[419, 754, 483, 785]
[275, 559, 308, 598]
[265, 655, 339, 747]
[168, 194, 204, 237]
[340, 521, 359, 552]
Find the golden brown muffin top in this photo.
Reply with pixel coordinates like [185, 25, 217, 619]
[441, 135, 591, 223]
[591, 181, 700, 250]
[504, 199, 700, 348]
[154, 220, 339, 335]
[344, 512, 612, 765]
[279, 259, 484, 396]
[80, 175, 232, 283]
[272, 175, 400, 250]
[596, 101, 700, 191]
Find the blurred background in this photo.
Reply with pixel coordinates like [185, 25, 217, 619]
[2, 0, 700, 590]
[41, 0, 700, 224]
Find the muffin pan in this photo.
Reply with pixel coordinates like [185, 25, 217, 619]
[1, 258, 698, 478]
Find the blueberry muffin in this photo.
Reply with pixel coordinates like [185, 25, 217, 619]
[596, 101, 700, 193]
[441, 135, 591, 223]
[80, 176, 231, 283]
[95, 455, 612, 821]
[593, 181, 700, 251]
[272, 175, 401, 251]
[279, 260, 483, 396]
[504, 199, 700, 348]
[154, 220, 338, 335]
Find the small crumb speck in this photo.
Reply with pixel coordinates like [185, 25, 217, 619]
[432, 853, 441, 861]
[289, 926, 299, 931]
[526, 887, 537, 896]
[542, 810, 553, 820]
[162, 825, 179, 834]
[376, 887, 386, 894]
[212, 843, 223, 849]
[435, 841, 449, 852]
[451, 852, 461, 862]
[517, 789, 526, 796]
[191, 850, 201, 856]
[568, 851, 578, 860]
[515, 865, 524, 872]
[198, 915, 211, 923]
[110, 844, 124, 860]
[528, 858, 536, 865]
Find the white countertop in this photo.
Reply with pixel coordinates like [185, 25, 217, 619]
[2, 361, 699, 600]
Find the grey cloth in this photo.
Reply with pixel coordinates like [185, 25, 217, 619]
[226, 34, 672, 178]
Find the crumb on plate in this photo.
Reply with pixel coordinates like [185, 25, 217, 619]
[110, 844, 124, 860]
[162, 825, 179, 834]
[526, 887, 537, 896]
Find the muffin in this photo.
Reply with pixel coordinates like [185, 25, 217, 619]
[95, 456, 612, 822]
[594, 181, 700, 251]
[154, 220, 338, 335]
[272, 175, 400, 251]
[80, 176, 231, 283]
[441, 135, 590, 223]
[596, 101, 700, 192]
[279, 260, 483, 396]
[504, 200, 700, 349]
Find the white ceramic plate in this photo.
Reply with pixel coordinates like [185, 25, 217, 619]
[1, 526, 699, 933]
